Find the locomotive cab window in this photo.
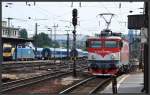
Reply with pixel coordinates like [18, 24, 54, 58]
[90, 41, 102, 48]
[3, 47, 12, 52]
[105, 41, 118, 48]
[86, 40, 89, 48]
[119, 41, 123, 48]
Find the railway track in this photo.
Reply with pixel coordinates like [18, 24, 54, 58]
[2, 60, 63, 70]
[59, 76, 111, 94]
[1, 64, 88, 93]
[2, 59, 87, 70]
[1, 71, 71, 93]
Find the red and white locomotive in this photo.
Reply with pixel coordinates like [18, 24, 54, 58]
[86, 29, 129, 76]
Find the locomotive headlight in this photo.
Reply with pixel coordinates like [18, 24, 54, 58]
[111, 54, 116, 60]
[91, 55, 95, 59]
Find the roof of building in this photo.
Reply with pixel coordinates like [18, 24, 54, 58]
[2, 37, 33, 44]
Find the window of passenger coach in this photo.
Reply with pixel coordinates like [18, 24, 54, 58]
[90, 41, 102, 48]
[105, 41, 118, 48]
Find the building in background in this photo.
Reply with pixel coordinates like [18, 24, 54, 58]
[2, 21, 20, 38]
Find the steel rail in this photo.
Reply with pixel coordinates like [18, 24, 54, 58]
[1, 71, 71, 93]
[1, 66, 88, 93]
[2, 61, 56, 70]
[2, 60, 55, 64]
[59, 77, 112, 94]
[59, 76, 96, 94]
[2, 59, 87, 70]
[88, 78, 111, 94]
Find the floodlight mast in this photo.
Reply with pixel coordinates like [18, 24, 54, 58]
[98, 13, 115, 29]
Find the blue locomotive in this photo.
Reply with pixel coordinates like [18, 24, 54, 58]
[3, 46, 35, 61]
[12, 47, 35, 61]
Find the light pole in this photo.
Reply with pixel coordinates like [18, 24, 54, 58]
[35, 23, 38, 58]
[53, 24, 58, 63]
[35, 23, 40, 58]
[66, 30, 69, 60]
[65, 26, 71, 60]
[5, 17, 13, 37]
[48, 28, 52, 39]
[28, 17, 48, 58]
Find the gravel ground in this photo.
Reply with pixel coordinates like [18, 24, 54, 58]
[3, 71, 91, 94]
[2, 70, 50, 81]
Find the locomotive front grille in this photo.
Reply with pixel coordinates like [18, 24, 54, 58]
[88, 60, 119, 69]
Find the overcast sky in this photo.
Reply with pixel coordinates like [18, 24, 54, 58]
[2, 2, 144, 36]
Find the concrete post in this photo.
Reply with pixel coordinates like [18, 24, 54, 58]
[35, 23, 38, 58]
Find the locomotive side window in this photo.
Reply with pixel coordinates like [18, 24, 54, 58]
[90, 41, 102, 48]
[105, 41, 118, 48]
[120, 41, 123, 48]
[86, 40, 89, 48]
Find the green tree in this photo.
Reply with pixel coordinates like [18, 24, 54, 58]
[19, 29, 28, 39]
[52, 40, 60, 48]
[33, 32, 53, 48]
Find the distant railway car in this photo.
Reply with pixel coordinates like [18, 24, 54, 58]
[86, 29, 129, 76]
[50, 48, 69, 58]
[41, 48, 51, 60]
[12, 47, 35, 61]
[3, 44, 14, 61]
[35, 48, 43, 59]
[49, 48, 87, 59]
[34, 48, 51, 60]
[76, 49, 84, 58]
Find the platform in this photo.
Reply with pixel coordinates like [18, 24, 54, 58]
[101, 70, 144, 93]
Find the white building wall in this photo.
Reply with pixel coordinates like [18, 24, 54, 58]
[2, 27, 20, 38]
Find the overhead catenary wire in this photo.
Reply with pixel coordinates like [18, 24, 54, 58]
[3, 2, 144, 36]
[100, 2, 129, 33]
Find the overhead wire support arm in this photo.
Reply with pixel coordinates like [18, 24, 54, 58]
[98, 13, 115, 29]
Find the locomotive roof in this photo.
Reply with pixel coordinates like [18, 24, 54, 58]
[37, 48, 43, 51]
[88, 36, 122, 40]
[49, 48, 71, 51]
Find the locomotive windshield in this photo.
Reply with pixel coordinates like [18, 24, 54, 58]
[90, 41, 102, 48]
[88, 39, 121, 48]
[105, 41, 118, 48]
[3, 47, 11, 52]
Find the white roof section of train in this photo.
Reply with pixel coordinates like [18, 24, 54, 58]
[88, 36, 122, 40]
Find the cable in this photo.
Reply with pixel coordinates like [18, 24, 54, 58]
[100, 2, 125, 32]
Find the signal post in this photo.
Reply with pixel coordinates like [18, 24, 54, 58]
[72, 8, 78, 77]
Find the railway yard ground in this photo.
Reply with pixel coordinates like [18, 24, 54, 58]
[1, 60, 144, 94]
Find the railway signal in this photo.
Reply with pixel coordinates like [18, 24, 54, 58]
[72, 9, 78, 26]
[72, 8, 78, 77]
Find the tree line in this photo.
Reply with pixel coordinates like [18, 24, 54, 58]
[19, 29, 59, 48]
